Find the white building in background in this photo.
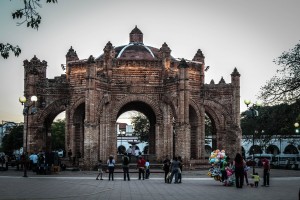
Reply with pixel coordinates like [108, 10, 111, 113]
[116, 123, 148, 155]
[204, 135, 300, 158]
[117, 123, 300, 158]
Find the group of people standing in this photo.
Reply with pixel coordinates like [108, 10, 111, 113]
[95, 152, 270, 188]
[221, 153, 270, 188]
[163, 155, 183, 184]
[96, 153, 151, 181]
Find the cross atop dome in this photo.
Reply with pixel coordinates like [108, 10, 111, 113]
[130, 25, 143, 44]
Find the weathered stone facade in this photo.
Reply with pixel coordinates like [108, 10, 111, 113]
[22, 26, 241, 169]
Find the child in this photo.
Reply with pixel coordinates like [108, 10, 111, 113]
[96, 160, 103, 180]
[145, 159, 150, 179]
[251, 172, 260, 187]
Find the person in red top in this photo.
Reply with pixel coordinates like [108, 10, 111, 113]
[137, 156, 146, 180]
[262, 158, 270, 186]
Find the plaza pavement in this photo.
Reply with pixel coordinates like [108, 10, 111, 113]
[0, 167, 299, 200]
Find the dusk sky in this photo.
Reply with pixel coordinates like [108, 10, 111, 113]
[1, 0, 300, 124]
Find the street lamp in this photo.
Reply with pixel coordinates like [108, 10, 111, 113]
[294, 122, 299, 134]
[244, 99, 262, 174]
[19, 95, 38, 177]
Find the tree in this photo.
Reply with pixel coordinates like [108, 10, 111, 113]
[241, 100, 300, 150]
[0, 43, 21, 59]
[2, 125, 23, 154]
[1, 0, 57, 59]
[259, 42, 300, 105]
[50, 119, 65, 151]
[131, 113, 150, 143]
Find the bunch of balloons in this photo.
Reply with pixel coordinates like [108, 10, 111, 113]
[208, 149, 226, 181]
[209, 149, 226, 165]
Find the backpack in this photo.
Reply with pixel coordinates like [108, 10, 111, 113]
[123, 156, 129, 165]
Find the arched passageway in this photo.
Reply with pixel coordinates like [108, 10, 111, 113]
[117, 101, 156, 154]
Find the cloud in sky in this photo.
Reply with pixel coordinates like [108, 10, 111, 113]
[0, 0, 300, 123]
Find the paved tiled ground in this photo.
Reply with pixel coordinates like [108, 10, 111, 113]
[0, 168, 299, 200]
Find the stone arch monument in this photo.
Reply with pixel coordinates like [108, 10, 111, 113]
[22, 26, 241, 169]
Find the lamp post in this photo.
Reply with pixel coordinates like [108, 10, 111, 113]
[244, 99, 262, 174]
[294, 122, 299, 134]
[19, 95, 37, 177]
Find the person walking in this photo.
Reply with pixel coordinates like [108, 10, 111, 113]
[122, 153, 130, 181]
[170, 156, 180, 184]
[107, 155, 115, 181]
[163, 155, 171, 183]
[137, 156, 146, 180]
[96, 160, 103, 180]
[262, 158, 270, 186]
[233, 153, 246, 188]
[145, 159, 150, 179]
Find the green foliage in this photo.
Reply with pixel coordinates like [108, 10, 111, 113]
[11, 0, 57, 30]
[2, 125, 23, 154]
[241, 100, 300, 137]
[259, 42, 300, 105]
[131, 113, 150, 143]
[0, 43, 21, 59]
[50, 119, 65, 150]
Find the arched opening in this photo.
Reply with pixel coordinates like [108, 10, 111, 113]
[50, 112, 65, 154]
[116, 101, 156, 157]
[284, 144, 299, 154]
[205, 145, 212, 159]
[205, 113, 217, 150]
[42, 111, 66, 153]
[189, 105, 198, 159]
[266, 145, 280, 155]
[116, 111, 148, 156]
[73, 103, 85, 158]
[249, 145, 262, 154]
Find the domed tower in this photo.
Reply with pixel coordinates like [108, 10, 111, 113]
[130, 25, 143, 44]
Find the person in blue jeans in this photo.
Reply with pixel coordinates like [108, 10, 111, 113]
[145, 159, 150, 179]
[107, 155, 115, 181]
[169, 156, 180, 184]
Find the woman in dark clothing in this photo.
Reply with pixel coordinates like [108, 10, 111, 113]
[233, 153, 245, 188]
[163, 156, 170, 183]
